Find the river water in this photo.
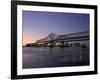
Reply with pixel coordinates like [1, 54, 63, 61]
[23, 47, 89, 69]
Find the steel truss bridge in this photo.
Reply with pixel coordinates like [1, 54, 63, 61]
[35, 31, 89, 47]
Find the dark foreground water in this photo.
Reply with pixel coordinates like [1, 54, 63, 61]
[23, 47, 89, 69]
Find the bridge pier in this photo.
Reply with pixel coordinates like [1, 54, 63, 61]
[48, 41, 55, 47]
[60, 41, 64, 47]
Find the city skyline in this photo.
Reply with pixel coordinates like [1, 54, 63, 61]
[22, 11, 89, 46]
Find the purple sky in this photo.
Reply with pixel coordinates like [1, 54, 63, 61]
[22, 11, 89, 45]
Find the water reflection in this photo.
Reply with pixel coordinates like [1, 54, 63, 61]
[23, 47, 89, 69]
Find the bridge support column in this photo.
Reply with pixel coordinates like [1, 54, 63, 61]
[60, 41, 64, 47]
[48, 41, 55, 47]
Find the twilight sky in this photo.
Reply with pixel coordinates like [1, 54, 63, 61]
[22, 11, 89, 45]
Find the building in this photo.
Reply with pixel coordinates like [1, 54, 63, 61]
[35, 31, 89, 48]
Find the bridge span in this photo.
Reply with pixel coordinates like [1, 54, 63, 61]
[35, 31, 89, 47]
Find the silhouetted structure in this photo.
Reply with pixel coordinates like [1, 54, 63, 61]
[25, 31, 89, 48]
[35, 31, 89, 48]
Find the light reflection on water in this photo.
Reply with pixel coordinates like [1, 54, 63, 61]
[23, 47, 89, 69]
